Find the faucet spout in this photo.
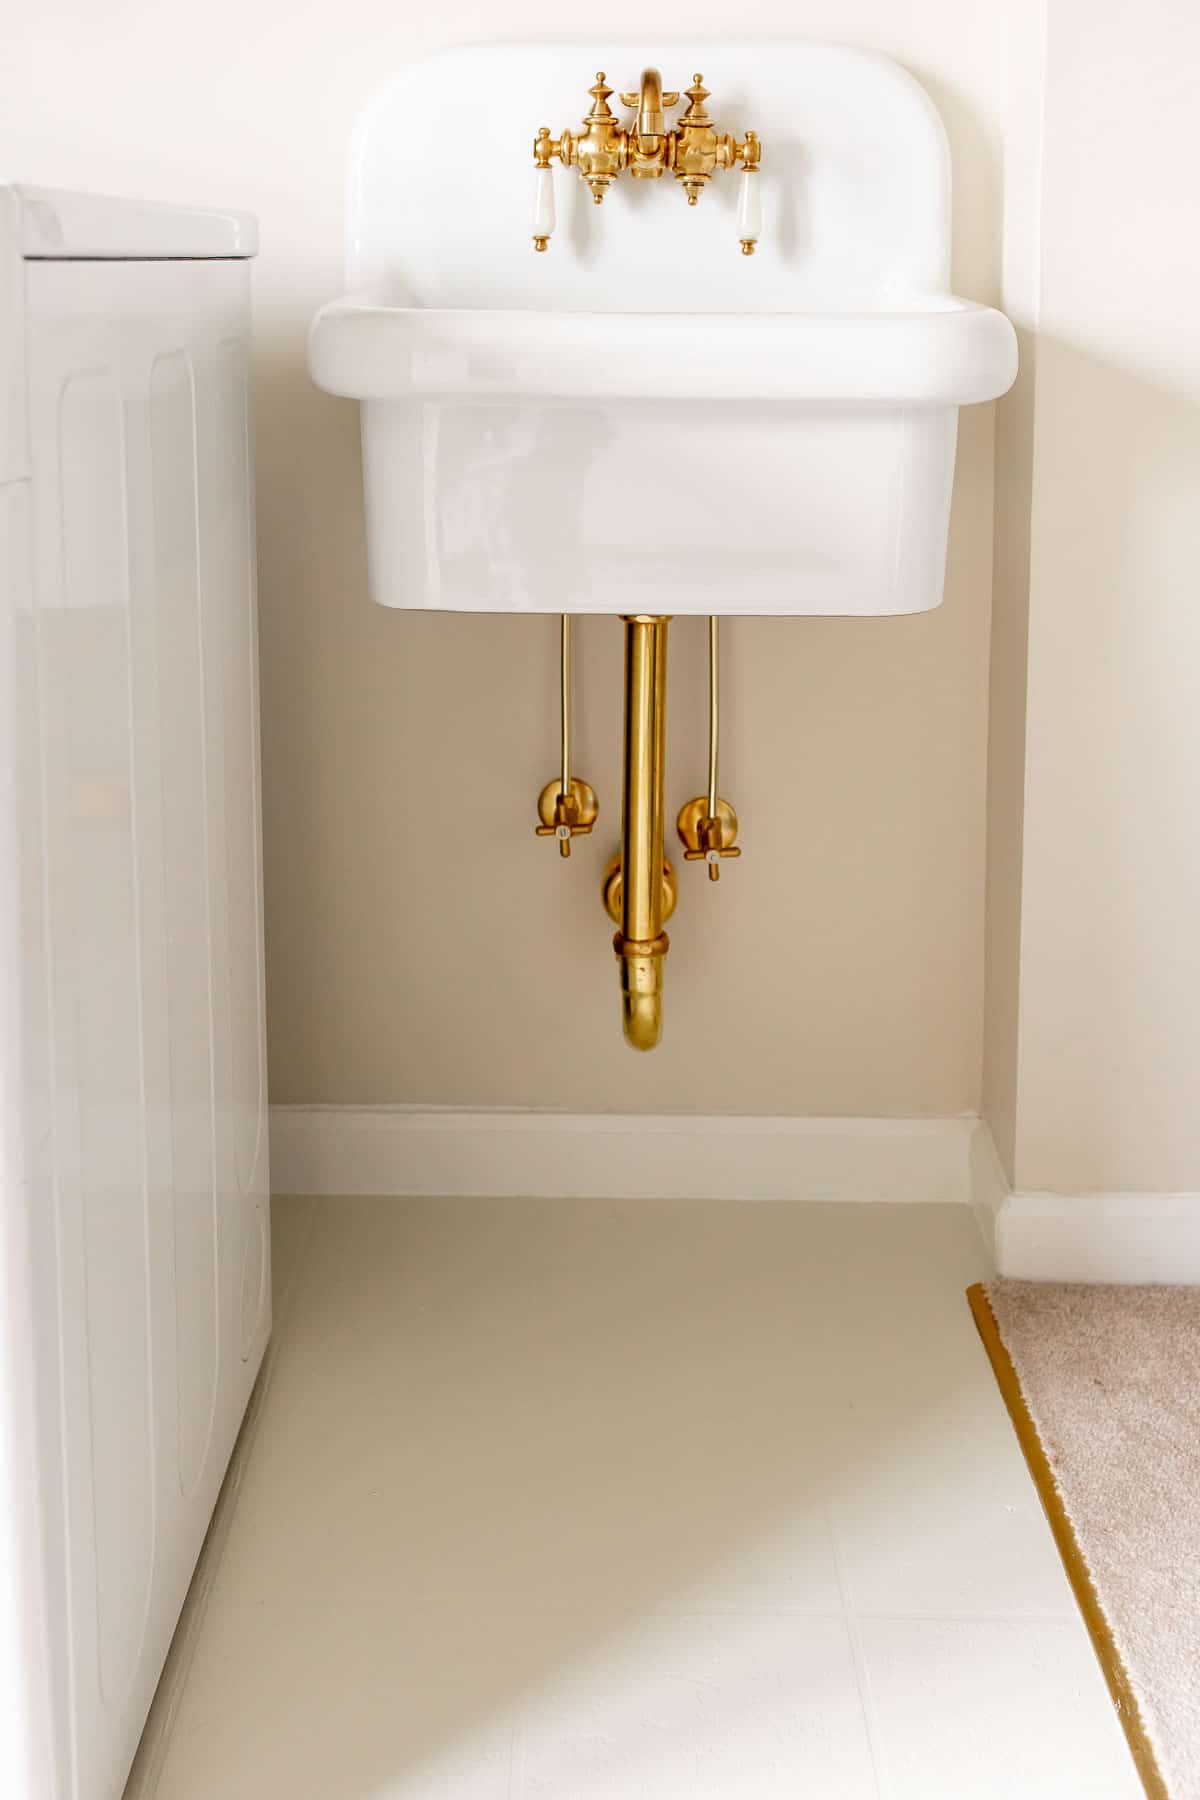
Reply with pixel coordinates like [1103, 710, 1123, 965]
[637, 67, 667, 148]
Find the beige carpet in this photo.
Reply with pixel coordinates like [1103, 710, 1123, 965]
[969, 1281, 1200, 1800]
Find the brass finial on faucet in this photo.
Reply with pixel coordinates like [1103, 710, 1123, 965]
[530, 67, 762, 251]
[674, 74, 714, 205]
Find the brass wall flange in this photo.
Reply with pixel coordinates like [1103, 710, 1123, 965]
[601, 853, 677, 927]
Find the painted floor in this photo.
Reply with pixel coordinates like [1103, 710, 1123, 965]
[147, 1197, 1140, 1800]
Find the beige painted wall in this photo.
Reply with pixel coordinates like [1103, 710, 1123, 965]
[1005, 0, 1200, 1191]
[5, 3, 1031, 1113]
[981, 2, 1045, 1178]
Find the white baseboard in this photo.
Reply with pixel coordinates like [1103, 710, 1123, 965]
[970, 1121, 1200, 1284]
[270, 1106, 1200, 1281]
[968, 1116, 1012, 1262]
[992, 1191, 1200, 1284]
[269, 1106, 980, 1205]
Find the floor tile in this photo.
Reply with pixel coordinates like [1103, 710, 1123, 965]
[859, 1615, 1142, 1798]
[516, 1610, 876, 1800]
[145, 1197, 1135, 1800]
[155, 1607, 515, 1800]
[827, 1406, 1079, 1618]
[267, 1193, 315, 1322]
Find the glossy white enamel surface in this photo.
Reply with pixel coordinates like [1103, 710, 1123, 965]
[358, 400, 960, 617]
[312, 298, 1016, 407]
[0, 196, 269, 1800]
[346, 42, 951, 307]
[310, 41, 1016, 616]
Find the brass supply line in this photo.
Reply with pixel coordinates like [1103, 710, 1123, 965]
[535, 614, 598, 855]
[559, 613, 572, 797]
[707, 614, 720, 817]
[615, 616, 670, 1051]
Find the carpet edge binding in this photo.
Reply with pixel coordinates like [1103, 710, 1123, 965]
[965, 1283, 1168, 1800]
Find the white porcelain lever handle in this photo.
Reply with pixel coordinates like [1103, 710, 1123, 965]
[532, 166, 556, 252]
[737, 167, 761, 256]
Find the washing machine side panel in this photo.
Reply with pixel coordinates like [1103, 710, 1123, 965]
[23, 249, 269, 1800]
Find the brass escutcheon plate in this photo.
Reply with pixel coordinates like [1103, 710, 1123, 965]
[675, 796, 739, 854]
[537, 777, 599, 834]
[601, 853, 678, 927]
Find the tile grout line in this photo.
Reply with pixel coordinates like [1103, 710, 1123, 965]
[825, 1500, 891, 1800]
[447, 1603, 1080, 1623]
[123, 1198, 321, 1800]
[849, 1605, 1079, 1624]
[507, 1712, 527, 1800]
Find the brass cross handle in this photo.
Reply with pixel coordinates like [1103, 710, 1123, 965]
[536, 778, 599, 858]
[676, 797, 741, 881]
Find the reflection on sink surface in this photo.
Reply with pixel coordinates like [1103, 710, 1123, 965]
[309, 41, 1017, 616]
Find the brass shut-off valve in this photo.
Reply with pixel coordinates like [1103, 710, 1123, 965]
[531, 69, 763, 254]
[676, 617, 741, 882]
[676, 797, 741, 880]
[535, 616, 598, 858]
[536, 778, 598, 857]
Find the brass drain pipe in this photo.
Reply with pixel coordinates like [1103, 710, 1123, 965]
[615, 616, 670, 1051]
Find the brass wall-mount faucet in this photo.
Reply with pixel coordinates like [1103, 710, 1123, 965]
[531, 70, 762, 253]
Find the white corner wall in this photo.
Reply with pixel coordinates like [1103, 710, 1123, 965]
[984, 0, 1200, 1203]
[981, 1, 1046, 1181]
[1017, 0, 1200, 1195]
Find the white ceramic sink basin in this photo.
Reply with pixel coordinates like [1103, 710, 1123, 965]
[310, 42, 1017, 616]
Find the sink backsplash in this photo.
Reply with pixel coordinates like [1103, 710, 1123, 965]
[347, 41, 951, 310]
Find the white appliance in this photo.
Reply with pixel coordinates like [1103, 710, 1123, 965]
[0, 187, 269, 1800]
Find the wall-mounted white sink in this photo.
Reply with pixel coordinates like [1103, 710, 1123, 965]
[310, 42, 1017, 616]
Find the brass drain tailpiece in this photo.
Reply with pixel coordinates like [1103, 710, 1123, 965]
[615, 616, 670, 1051]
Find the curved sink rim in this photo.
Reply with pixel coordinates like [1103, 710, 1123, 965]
[310, 292, 1018, 407]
